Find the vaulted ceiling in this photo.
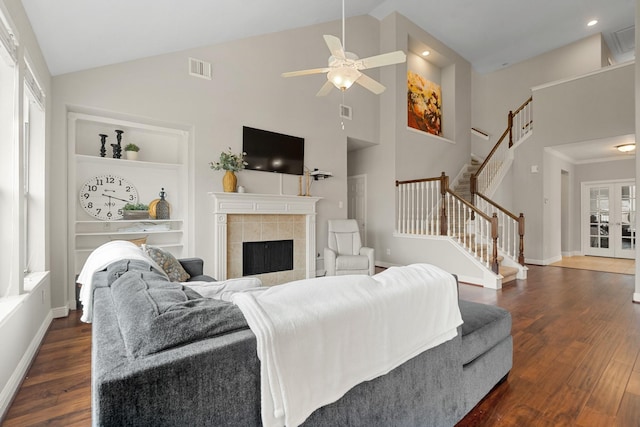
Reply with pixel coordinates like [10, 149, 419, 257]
[21, 0, 635, 76]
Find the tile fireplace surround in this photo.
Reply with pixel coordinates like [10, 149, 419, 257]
[210, 192, 321, 284]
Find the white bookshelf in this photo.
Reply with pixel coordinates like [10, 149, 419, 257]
[67, 110, 192, 308]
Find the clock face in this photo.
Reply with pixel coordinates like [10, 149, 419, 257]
[79, 174, 138, 220]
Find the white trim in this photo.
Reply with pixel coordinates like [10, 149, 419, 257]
[0, 1, 18, 64]
[23, 57, 45, 110]
[471, 128, 490, 140]
[546, 146, 635, 165]
[561, 250, 583, 257]
[532, 61, 634, 92]
[52, 306, 70, 318]
[634, 293, 640, 303]
[525, 255, 562, 265]
[0, 310, 52, 419]
[405, 127, 455, 144]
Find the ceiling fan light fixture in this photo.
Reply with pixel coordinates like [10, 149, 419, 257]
[328, 67, 360, 91]
[616, 143, 635, 152]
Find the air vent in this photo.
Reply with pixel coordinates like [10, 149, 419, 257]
[339, 104, 352, 120]
[188, 57, 212, 80]
[612, 26, 635, 54]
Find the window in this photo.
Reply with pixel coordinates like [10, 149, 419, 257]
[23, 58, 46, 275]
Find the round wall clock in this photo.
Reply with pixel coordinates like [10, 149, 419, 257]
[79, 174, 138, 220]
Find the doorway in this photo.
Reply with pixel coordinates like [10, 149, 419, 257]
[582, 180, 636, 259]
[347, 174, 367, 245]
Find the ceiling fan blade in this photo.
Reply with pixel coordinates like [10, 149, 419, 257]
[355, 73, 386, 95]
[316, 80, 334, 97]
[282, 67, 330, 78]
[323, 35, 345, 60]
[358, 50, 406, 69]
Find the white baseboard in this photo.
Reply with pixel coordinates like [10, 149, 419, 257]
[634, 293, 640, 303]
[0, 310, 53, 420]
[52, 306, 70, 319]
[525, 255, 562, 265]
[561, 251, 583, 257]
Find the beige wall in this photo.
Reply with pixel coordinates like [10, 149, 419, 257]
[514, 63, 635, 263]
[349, 12, 472, 266]
[472, 34, 606, 159]
[51, 16, 382, 307]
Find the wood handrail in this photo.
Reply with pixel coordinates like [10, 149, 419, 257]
[475, 192, 520, 221]
[445, 189, 492, 222]
[396, 175, 444, 186]
[477, 192, 525, 266]
[396, 175, 501, 273]
[475, 126, 509, 179]
[473, 96, 533, 182]
[513, 96, 532, 116]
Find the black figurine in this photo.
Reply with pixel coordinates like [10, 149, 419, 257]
[111, 143, 121, 159]
[99, 134, 108, 157]
[112, 129, 124, 159]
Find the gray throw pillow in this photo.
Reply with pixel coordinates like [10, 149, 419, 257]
[143, 245, 190, 282]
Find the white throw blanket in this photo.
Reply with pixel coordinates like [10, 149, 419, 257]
[232, 263, 463, 427]
[77, 240, 164, 323]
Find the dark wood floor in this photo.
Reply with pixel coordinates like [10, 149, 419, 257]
[2, 265, 639, 426]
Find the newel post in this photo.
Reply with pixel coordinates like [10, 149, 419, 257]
[508, 110, 514, 148]
[440, 172, 448, 236]
[518, 213, 525, 265]
[491, 213, 499, 274]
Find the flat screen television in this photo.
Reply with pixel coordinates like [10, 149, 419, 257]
[242, 126, 304, 175]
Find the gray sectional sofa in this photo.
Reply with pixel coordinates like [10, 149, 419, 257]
[91, 259, 512, 427]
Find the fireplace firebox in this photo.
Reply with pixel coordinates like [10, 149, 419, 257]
[243, 240, 294, 276]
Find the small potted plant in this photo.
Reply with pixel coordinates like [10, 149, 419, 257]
[122, 202, 149, 220]
[124, 143, 140, 160]
[209, 147, 247, 192]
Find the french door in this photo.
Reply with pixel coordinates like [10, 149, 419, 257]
[582, 181, 636, 259]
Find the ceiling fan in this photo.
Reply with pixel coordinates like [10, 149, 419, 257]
[281, 0, 406, 96]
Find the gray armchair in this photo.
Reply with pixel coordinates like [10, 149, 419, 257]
[324, 219, 375, 276]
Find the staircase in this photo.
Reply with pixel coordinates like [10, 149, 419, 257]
[395, 96, 532, 289]
[453, 159, 480, 202]
[452, 160, 518, 284]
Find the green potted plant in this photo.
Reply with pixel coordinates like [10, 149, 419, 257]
[209, 147, 247, 192]
[122, 202, 149, 220]
[124, 143, 140, 160]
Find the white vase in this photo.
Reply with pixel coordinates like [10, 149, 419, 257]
[125, 151, 138, 160]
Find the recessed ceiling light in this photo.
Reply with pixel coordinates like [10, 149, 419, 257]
[587, 19, 598, 27]
[616, 143, 635, 153]
[422, 50, 430, 57]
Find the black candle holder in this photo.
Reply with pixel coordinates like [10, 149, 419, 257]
[98, 134, 108, 157]
[112, 129, 124, 159]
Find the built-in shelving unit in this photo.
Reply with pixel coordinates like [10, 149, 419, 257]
[67, 110, 192, 308]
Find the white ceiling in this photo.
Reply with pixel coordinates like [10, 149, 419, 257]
[21, 0, 636, 77]
[547, 134, 637, 164]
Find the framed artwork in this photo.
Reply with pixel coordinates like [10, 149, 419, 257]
[407, 70, 442, 136]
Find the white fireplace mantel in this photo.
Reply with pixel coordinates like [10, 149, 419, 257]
[209, 192, 321, 280]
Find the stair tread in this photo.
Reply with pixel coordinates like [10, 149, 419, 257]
[499, 266, 519, 283]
